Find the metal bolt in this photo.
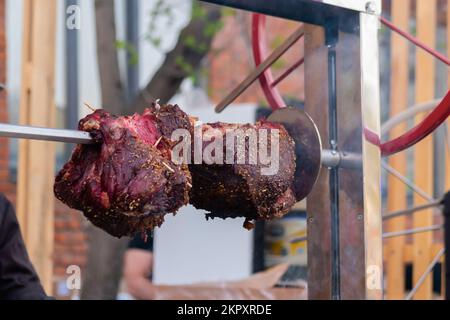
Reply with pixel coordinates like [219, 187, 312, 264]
[308, 217, 314, 223]
[357, 214, 363, 220]
[330, 140, 337, 150]
[365, 1, 376, 14]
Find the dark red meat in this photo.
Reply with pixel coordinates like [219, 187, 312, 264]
[54, 103, 192, 237]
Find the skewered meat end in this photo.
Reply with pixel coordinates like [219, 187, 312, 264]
[189, 121, 297, 229]
[54, 103, 192, 237]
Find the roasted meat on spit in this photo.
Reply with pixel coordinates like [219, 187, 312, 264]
[55, 103, 297, 237]
[189, 121, 296, 229]
[54, 103, 192, 237]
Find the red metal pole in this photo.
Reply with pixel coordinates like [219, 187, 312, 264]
[366, 89, 450, 156]
[252, 14, 286, 110]
[271, 57, 304, 87]
[380, 16, 450, 66]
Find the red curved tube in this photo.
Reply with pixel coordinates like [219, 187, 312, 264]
[252, 14, 286, 110]
[252, 14, 450, 156]
[271, 57, 304, 87]
[372, 89, 450, 156]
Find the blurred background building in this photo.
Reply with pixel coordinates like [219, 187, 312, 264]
[1, 0, 448, 300]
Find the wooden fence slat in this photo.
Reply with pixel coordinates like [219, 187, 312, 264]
[386, 0, 410, 300]
[413, 0, 436, 300]
[17, 0, 57, 294]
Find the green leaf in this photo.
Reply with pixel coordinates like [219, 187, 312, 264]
[203, 20, 224, 38]
[272, 58, 286, 70]
[189, 72, 198, 85]
[150, 37, 162, 48]
[115, 40, 127, 49]
[184, 35, 197, 49]
[175, 55, 194, 74]
[115, 40, 139, 66]
[197, 42, 208, 53]
[221, 7, 236, 17]
[270, 35, 284, 50]
[192, 2, 207, 20]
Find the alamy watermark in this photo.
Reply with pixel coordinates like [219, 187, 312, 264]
[366, 265, 382, 290]
[66, 5, 81, 30]
[66, 264, 81, 290]
[170, 125, 281, 176]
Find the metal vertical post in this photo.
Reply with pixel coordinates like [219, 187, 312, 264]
[326, 20, 340, 300]
[305, 11, 382, 300]
[199, 0, 383, 300]
[359, 12, 383, 299]
[126, 0, 140, 103]
[65, 0, 79, 160]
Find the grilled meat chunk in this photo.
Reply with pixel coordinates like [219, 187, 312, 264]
[55, 103, 297, 235]
[189, 121, 297, 229]
[54, 103, 192, 237]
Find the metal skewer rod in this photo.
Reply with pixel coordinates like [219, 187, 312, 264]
[405, 248, 445, 300]
[0, 123, 94, 144]
[382, 200, 443, 221]
[382, 224, 443, 239]
[381, 161, 435, 202]
[291, 223, 444, 243]
[321, 149, 362, 169]
[290, 235, 307, 243]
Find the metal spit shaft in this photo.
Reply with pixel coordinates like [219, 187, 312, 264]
[321, 149, 362, 169]
[0, 123, 94, 144]
[0, 123, 362, 170]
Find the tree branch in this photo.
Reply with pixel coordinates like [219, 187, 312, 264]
[128, 2, 222, 114]
[94, 0, 125, 114]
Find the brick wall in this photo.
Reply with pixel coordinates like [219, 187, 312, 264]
[209, 13, 305, 105]
[52, 201, 88, 298]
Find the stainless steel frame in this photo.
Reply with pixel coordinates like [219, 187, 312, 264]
[304, 10, 382, 300]
[359, 12, 383, 299]
[200, 0, 383, 300]
[201, 0, 381, 27]
[321, 0, 381, 14]
[201, 0, 383, 300]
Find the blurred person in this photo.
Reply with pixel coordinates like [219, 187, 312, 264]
[123, 231, 155, 300]
[0, 193, 48, 299]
